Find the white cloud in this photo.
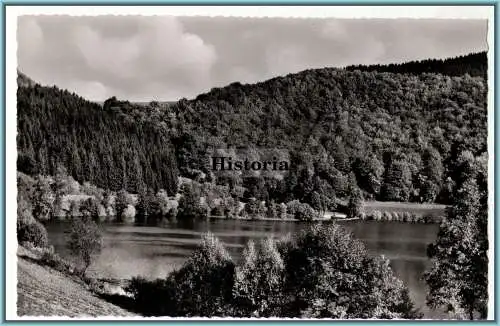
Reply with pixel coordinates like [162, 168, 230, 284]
[73, 25, 141, 79]
[18, 15, 217, 101]
[17, 17, 43, 54]
[70, 80, 109, 100]
[266, 45, 307, 76]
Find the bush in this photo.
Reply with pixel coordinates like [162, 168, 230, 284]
[83, 276, 105, 293]
[359, 212, 367, 221]
[423, 213, 436, 223]
[285, 200, 301, 216]
[177, 184, 207, 221]
[347, 187, 364, 219]
[155, 190, 171, 218]
[392, 211, 400, 221]
[232, 239, 285, 317]
[30, 244, 54, 256]
[244, 199, 262, 219]
[105, 206, 115, 220]
[31, 176, 55, 221]
[295, 203, 317, 221]
[67, 217, 103, 274]
[166, 233, 235, 317]
[277, 203, 287, 219]
[80, 197, 100, 220]
[68, 200, 81, 218]
[211, 205, 225, 217]
[266, 202, 278, 219]
[382, 211, 393, 221]
[371, 210, 382, 221]
[127, 234, 236, 317]
[17, 195, 35, 224]
[125, 277, 175, 316]
[281, 224, 421, 319]
[40, 251, 73, 274]
[286, 200, 318, 221]
[115, 190, 133, 220]
[17, 220, 49, 248]
[97, 204, 107, 221]
[121, 205, 136, 223]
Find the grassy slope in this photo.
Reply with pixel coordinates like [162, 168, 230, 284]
[17, 248, 136, 317]
[363, 201, 446, 216]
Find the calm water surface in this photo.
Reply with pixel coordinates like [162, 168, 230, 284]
[45, 219, 440, 318]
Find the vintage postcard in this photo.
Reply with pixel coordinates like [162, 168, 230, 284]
[4, 5, 495, 320]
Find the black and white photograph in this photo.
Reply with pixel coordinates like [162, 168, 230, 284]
[6, 5, 494, 320]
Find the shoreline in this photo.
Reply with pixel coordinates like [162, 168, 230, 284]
[208, 215, 359, 222]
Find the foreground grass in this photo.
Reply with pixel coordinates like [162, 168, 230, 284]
[17, 247, 136, 317]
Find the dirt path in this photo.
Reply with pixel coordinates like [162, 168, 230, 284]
[17, 256, 137, 317]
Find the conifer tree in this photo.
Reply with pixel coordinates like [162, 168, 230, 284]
[425, 177, 488, 319]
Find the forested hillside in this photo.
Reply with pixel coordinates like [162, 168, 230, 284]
[17, 75, 178, 195]
[17, 52, 487, 210]
[346, 51, 487, 78]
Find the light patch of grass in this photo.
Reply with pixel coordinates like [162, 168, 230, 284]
[364, 201, 446, 217]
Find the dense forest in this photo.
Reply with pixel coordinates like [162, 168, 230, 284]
[17, 72, 178, 195]
[346, 52, 487, 78]
[17, 52, 488, 212]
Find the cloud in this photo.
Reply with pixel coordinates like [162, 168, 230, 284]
[68, 80, 108, 100]
[265, 45, 307, 76]
[17, 17, 43, 56]
[18, 15, 217, 101]
[17, 16, 487, 101]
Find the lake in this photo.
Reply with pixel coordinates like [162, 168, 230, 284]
[45, 219, 441, 318]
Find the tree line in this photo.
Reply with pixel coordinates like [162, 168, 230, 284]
[346, 52, 487, 79]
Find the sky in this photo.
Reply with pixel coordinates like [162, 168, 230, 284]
[17, 16, 488, 102]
